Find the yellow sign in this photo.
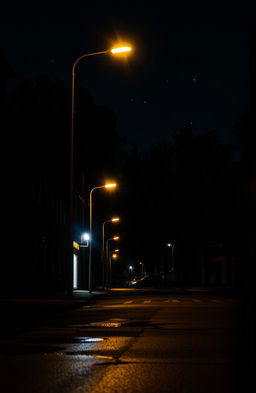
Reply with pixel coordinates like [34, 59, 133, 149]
[73, 241, 80, 251]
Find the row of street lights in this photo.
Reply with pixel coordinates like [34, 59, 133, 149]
[69, 45, 132, 296]
[88, 183, 118, 292]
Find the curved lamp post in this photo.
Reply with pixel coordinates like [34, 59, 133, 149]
[105, 236, 120, 289]
[88, 184, 117, 292]
[102, 217, 120, 288]
[68, 45, 132, 297]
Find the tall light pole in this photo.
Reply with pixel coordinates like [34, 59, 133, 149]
[102, 217, 120, 288]
[69, 45, 132, 297]
[105, 236, 120, 289]
[109, 252, 118, 289]
[89, 184, 117, 292]
[167, 242, 175, 272]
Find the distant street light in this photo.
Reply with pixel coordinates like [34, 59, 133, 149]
[167, 242, 175, 272]
[139, 261, 145, 274]
[105, 236, 120, 289]
[88, 183, 117, 292]
[102, 216, 120, 255]
[108, 252, 119, 289]
[102, 217, 120, 287]
[69, 45, 132, 297]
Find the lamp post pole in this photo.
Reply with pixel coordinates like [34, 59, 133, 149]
[69, 51, 108, 298]
[102, 217, 120, 289]
[88, 185, 117, 292]
[105, 236, 119, 289]
[69, 46, 131, 297]
[88, 186, 105, 292]
[102, 220, 110, 290]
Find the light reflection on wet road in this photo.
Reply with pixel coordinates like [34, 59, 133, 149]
[0, 292, 243, 393]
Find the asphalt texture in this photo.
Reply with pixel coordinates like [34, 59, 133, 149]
[0, 288, 253, 393]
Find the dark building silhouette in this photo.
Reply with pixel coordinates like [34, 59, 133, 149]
[0, 50, 15, 93]
[249, 21, 256, 112]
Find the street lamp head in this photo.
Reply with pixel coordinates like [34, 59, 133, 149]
[82, 233, 90, 242]
[113, 236, 120, 241]
[105, 183, 117, 189]
[111, 217, 120, 222]
[110, 46, 132, 54]
[112, 253, 118, 259]
[114, 249, 120, 252]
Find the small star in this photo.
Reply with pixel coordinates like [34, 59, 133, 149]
[143, 100, 148, 104]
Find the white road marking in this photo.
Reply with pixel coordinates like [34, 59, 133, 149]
[209, 298, 220, 303]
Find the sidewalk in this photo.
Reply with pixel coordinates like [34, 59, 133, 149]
[0, 289, 109, 310]
[0, 290, 109, 338]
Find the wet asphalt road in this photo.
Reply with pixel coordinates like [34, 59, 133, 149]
[0, 289, 246, 393]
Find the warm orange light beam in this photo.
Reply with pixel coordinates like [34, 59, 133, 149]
[111, 46, 132, 54]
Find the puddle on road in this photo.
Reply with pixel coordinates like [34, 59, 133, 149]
[26, 337, 106, 344]
[72, 318, 129, 328]
[73, 319, 175, 329]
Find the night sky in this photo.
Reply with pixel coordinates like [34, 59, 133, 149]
[1, 0, 256, 148]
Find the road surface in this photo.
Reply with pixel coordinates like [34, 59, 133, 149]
[0, 289, 247, 393]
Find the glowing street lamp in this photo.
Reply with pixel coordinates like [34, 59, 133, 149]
[108, 252, 119, 289]
[69, 44, 132, 296]
[101, 216, 120, 288]
[81, 232, 90, 247]
[105, 236, 120, 289]
[102, 217, 120, 253]
[88, 183, 117, 293]
[104, 183, 117, 189]
[111, 46, 132, 54]
[166, 242, 175, 272]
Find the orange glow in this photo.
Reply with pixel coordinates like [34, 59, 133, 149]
[105, 183, 117, 189]
[111, 217, 120, 222]
[113, 236, 119, 240]
[111, 46, 132, 54]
